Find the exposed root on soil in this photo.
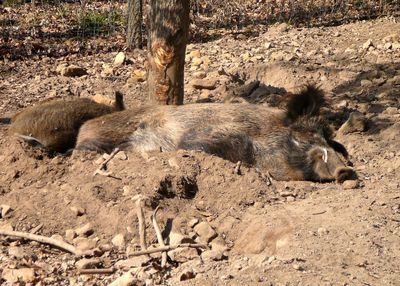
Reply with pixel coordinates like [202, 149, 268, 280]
[128, 243, 207, 257]
[0, 229, 92, 256]
[78, 268, 116, 275]
[151, 206, 167, 267]
[133, 195, 148, 251]
[93, 147, 120, 177]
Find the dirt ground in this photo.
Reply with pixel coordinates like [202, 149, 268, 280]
[1, 8, 400, 286]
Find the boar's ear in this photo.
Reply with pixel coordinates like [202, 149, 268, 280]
[114, 91, 125, 111]
[286, 84, 325, 121]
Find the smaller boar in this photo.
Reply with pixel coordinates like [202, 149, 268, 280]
[76, 85, 355, 182]
[9, 92, 124, 153]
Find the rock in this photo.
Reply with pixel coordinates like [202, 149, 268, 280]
[168, 231, 193, 245]
[362, 39, 374, 50]
[317, 227, 329, 236]
[2, 268, 35, 283]
[70, 206, 85, 216]
[193, 71, 207, 79]
[75, 223, 94, 237]
[168, 247, 199, 263]
[292, 263, 303, 271]
[0, 222, 13, 231]
[109, 270, 137, 286]
[338, 112, 366, 134]
[194, 222, 217, 243]
[115, 256, 150, 269]
[112, 233, 126, 249]
[114, 52, 126, 66]
[0, 204, 12, 218]
[179, 270, 196, 281]
[192, 57, 203, 66]
[75, 258, 101, 270]
[201, 249, 224, 261]
[60, 65, 87, 77]
[275, 22, 289, 32]
[384, 42, 392, 50]
[51, 234, 65, 242]
[128, 69, 147, 83]
[74, 238, 97, 251]
[8, 246, 26, 259]
[211, 236, 229, 252]
[189, 50, 201, 58]
[264, 42, 274, 49]
[191, 79, 217, 90]
[65, 229, 76, 242]
[383, 107, 399, 115]
[188, 218, 200, 228]
[343, 180, 359, 190]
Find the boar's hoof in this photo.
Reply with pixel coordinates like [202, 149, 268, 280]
[335, 167, 356, 183]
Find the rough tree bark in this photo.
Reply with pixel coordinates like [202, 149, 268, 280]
[126, 0, 143, 49]
[147, 0, 190, 105]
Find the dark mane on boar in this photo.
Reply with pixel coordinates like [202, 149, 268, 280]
[285, 84, 326, 122]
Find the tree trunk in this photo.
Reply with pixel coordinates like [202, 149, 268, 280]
[126, 0, 143, 49]
[147, 0, 190, 105]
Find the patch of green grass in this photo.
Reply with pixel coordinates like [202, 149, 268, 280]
[76, 10, 122, 34]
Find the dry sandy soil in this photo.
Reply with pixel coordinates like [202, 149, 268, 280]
[0, 8, 400, 286]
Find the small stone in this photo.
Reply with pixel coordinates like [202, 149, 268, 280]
[75, 223, 94, 237]
[115, 256, 150, 269]
[266, 256, 276, 264]
[167, 247, 199, 263]
[189, 50, 201, 58]
[264, 42, 273, 49]
[211, 236, 228, 252]
[336, 100, 348, 108]
[75, 258, 101, 270]
[70, 206, 85, 216]
[292, 263, 303, 271]
[102, 64, 114, 76]
[179, 270, 196, 281]
[0, 222, 13, 231]
[188, 218, 200, 228]
[0, 205, 12, 218]
[65, 229, 77, 242]
[343, 180, 359, 190]
[191, 57, 203, 66]
[193, 71, 207, 79]
[168, 231, 193, 245]
[191, 79, 217, 90]
[384, 42, 392, 50]
[201, 249, 224, 261]
[51, 234, 65, 242]
[338, 112, 366, 134]
[2, 268, 35, 283]
[362, 39, 374, 50]
[317, 227, 329, 236]
[115, 151, 128, 160]
[60, 65, 87, 77]
[108, 271, 136, 286]
[112, 233, 126, 249]
[74, 238, 97, 251]
[114, 52, 126, 66]
[194, 222, 217, 243]
[123, 186, 132, 196]
[8, 246, 26, 259]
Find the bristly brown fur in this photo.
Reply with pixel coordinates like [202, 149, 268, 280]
[285, 84, 326, 121]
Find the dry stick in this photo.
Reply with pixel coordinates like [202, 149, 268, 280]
[78, 268, 115, 275]
[129, 243, 207, 257]
[234, 161, 242, 175]
[151, 206, 167, 267]
[93, 147, 120, 177]
[0, 229, 79, 255]
[135, 197, 147, 251]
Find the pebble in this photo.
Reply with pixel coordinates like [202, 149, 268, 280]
[59, 65, 87, 77]
[115, 256, 150, 269]
[75, 258, 101, 270]
[188, 218, 200, 228]
[70, 206, 85, 216]
[112, 233, 126, 249]
[194, 221, 217, 243]
[338, 111, 366, 134]
[201, 249, 224, 261]
[343, 180, 359, 190]
[191, 79, 217, 90]
[317, 227, 329, 236]
[75, 223, 94, 237]
[0, 205, 13, 218]
[114, 52, 126, 66]
[8, 246, 26, 259]
[2, 268, 35, 283]
[65, 229, 77, 242]
[168, 247, 199, 263]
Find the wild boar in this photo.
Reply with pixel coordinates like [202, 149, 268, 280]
[76, 85, 355, 182]
[9, 92, 124, 153]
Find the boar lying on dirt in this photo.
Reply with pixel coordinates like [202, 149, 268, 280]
[9, 92, 124, 153]
[76, 85, 355, 182]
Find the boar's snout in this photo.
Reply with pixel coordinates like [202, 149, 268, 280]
[335, 167, 356, 183]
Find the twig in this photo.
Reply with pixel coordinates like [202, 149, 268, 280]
[78, 268, 115, 275]
[133, 195, 147, 251]
[151, 206, 167, 267]
[30, 223, 43, 234]
[0, 229, 80, 255]
[234, 161, 242, 175]
[128, 243, 207, 257]
[93, 147, 120, 177]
